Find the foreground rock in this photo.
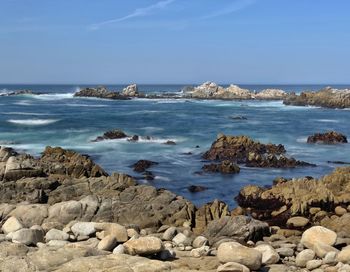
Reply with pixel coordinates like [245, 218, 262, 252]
[307, 131, 348, 144]
[203, 134, 313, 168]
[217, 241, 262, 270]
[0, 145, 107, 182]
[236, 166, 350, 229]
[283, 86, 350, 108]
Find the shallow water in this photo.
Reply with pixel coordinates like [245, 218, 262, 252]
[0, 84, 350, 207]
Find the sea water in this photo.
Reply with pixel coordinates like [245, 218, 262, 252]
[0, 84, 349, 207]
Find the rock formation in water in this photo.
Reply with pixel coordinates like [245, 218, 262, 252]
[74, 84, 142, 100]
[203, 134, 313, 168]
[307, 131, 348, 144]
[283, 86, 350, 108]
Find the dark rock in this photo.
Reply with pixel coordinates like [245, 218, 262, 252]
[132, 160, 158, 173]
[203, 134, 313, 168]
[229, 115, 248, 120]
[163, 141, 176, 145]
[92, 129, 128, 142]
[128, 135, 139, 142]
[202, 160, 240, 174]
[74, 86, 129, 100]
[328, 161, 350, 165]
[188, 185, 208, 193]
[307, 131, 348, 144]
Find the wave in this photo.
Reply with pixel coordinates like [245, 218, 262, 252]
[65, 103, 109, 108]
[7, 119, 60, 126]
[14, 100, 32, 106]
[315, 119, 340, 123]
[1, 111, 55, 116]
[32, 93, 74, 100]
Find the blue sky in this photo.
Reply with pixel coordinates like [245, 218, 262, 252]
[0, 0, 349, 84]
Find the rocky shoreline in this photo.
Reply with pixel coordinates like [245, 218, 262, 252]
[1, 143, 350, 271]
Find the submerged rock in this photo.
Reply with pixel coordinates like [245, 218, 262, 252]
[202, 160, 240, 174]
[283, 86, 350, 108]
[132, 160, 158, 173]
[188, 185, 208, 193]
[203, 134, 312, 168]
[307, 131, 348, 144]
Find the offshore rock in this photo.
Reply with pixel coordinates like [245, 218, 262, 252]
[254, 89, 287, 100]
[92, 129, 128, 142]
[283, 86, 350, 108]
[307, 131, 348, 144]
[203, 134, 312, 168]
[74, 86, 129, 100]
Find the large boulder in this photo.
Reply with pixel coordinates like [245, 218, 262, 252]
[283, 87, 350, 109]
[307, 131, 348, 144]
[203, 216, 270, 244]
[217, 241, 262, 270]
[203, 134, 312, 168]
[301, 226, 337, 249]
[123, 237, 163, 256]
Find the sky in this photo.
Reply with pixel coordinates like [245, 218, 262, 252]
[0, 0, 349, 84]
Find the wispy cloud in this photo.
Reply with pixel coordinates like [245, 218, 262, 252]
[89, 0, 176, 30]
[200, 0, 255, 20]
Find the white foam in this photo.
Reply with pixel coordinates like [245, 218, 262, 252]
[1, 112, 54, 116]
[315, 119, 340, 123]
[32, 93, 74, 100]
[14, 100, 32, 106]
[296, 136, 308, 143]
[7, 119, 60, 125]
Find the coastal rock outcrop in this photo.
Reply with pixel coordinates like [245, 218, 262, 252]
[74, 86, 128, 100]
[202, 160, 240, 174]
[203, 134, 313, 168]
[254, 89, 287, 100]
[307, 131, 348, 144]
[283, 86, 350, 108]
[236, 166, 350, 227]
[184, 82, 253, 100]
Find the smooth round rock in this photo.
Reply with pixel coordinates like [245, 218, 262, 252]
[295, 249, 315, 267]
[301, 226, 337, 249]
[1, 217, 23, 234]
[217, 242, 262, 270]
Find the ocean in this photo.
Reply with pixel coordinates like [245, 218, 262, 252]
[1, 84, 350, 207]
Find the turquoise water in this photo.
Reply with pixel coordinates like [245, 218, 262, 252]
[1, 84, 350, 207]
